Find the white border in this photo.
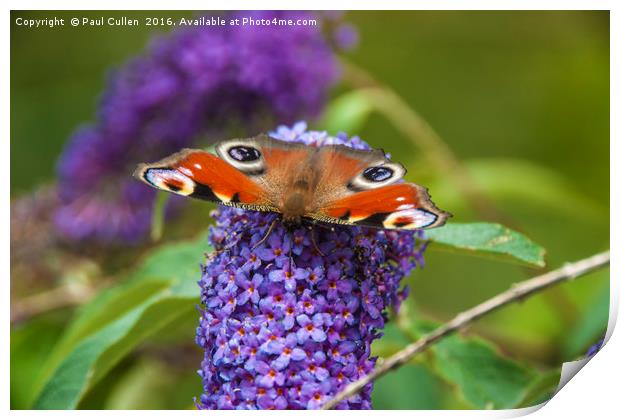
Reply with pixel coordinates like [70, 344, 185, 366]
[5, 1, 616, 419]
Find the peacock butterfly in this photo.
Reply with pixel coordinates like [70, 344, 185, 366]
[133, 134, 450, 231]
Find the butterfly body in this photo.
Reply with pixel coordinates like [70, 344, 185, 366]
[134, 135, 450, 231]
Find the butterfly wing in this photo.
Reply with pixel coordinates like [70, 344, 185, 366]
[213, 134, 314, 203]
[135, 134, 450, 230]
[135, 135, 318, 213]
[308, 147, 450, 230]
[312, 183, 449, 230]
[133, 148, 279, 213]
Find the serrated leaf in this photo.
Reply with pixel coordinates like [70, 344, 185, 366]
[425, 222, 546, 268]
[432, 334, 538, 409]
[32, 235, 210, 409]
[320, 90, 374, 135]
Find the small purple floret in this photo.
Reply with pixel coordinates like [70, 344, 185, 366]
[196, 123, 427, 409]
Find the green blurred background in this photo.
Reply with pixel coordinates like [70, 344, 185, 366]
[11, 10, 610, 409]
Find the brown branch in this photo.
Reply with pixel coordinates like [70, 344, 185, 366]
[321, 250, 610, 410]
[11, 282, 99, 323]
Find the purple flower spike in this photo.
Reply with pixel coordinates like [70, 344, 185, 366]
[55, 11, 340, 245]
[196, 123, 428, 410]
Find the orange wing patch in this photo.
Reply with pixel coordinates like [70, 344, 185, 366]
[321, 184, 420, 221]
[134, 149, 269, 207]
[315, 147, 385, 188]
[173, 151, 263, 203]
[315, 183, 449, 230]
[260, 147, 310, 170]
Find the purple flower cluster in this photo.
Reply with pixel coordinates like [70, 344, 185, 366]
[55, 11, 340, 244]
[196, 123, 427, 409]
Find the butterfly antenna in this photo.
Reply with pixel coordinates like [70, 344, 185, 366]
[308, 222, 325, 257]
[286, 224, 294, 267]
[206, 230, 240, 263]
[205, 249, 220, 265]
[205, 241, 236, 268]
[288, 243, 294, 268]
[252, 218, 278, 251]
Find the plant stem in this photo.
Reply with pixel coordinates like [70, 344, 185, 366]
[11, 282, 98, 323]
[150, 191, 170, 242]
[321, 250, 610, 410]
[340, 58, 503, 221]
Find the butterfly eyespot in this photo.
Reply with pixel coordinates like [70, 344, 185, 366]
[228, 146, 261, 162]
[348, 162, 406, 191]
[363, 166, 394, 182]
[216, 140, 266, 175]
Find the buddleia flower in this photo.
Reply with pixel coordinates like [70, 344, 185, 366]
[195, 122, 427, 409]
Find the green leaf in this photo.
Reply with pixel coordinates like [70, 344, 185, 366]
[562, 277, 610, 359]
[32, 235, 210, 409]
[371, 323, 411, 358]
[516, 369, 561, 408]
[11, 317, 66, 409]
[34, 238, 207, 396]
[425, 222, 546, 268]
[388, 317, 541, 409]
[105, 357, 201, 409]
[372, 364, 446, 409]
[431, 334, 538, 409]
[466, 159, 608, 223]
[319, 90, 374, 135]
